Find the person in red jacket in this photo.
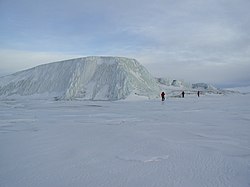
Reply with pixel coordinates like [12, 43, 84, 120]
[161, 92, 165, 101]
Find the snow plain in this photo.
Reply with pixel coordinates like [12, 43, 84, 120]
[0, 94, 250, 187]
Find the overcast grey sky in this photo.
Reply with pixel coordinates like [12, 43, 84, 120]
[1, 0, 250, 87]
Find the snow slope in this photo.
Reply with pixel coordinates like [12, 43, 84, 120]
[0, 94, 249, 187]
[0, 56, 160, 100]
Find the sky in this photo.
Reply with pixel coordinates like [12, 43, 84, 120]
[0, 0, 250, 87]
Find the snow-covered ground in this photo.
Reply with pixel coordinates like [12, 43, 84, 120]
[0, 94, 250, 187]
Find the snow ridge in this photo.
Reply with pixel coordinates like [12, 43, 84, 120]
[0, 56, 160, 100]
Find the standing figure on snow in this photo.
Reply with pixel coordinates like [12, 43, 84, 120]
[197, 91, 200, 97]
[161, 92, 165, 101]
[181, 91, 185, 98]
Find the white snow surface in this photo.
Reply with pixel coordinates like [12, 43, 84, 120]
[0, 94, 250, 187]
[0, 56, 160, 100]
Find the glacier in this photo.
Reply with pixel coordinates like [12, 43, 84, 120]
[0, 56, 161, 100]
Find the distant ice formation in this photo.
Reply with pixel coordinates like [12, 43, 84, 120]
[0, 56, 160, 100]
[0, 56, 237, 100]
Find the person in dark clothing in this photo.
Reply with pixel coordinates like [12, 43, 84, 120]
[197, 91, 200, 97]
[181, 91, 185, 98]
[161, 92, 165, 101]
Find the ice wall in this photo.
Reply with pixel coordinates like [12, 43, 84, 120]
[0, 57, 160, 100]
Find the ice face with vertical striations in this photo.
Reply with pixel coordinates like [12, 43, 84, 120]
[0, 56, 160, 100]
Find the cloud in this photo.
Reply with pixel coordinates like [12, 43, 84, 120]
[0, 0, 250, 86]
[0, 49, 81, 76]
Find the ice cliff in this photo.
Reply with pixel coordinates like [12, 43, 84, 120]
[0, 56, 161, 100]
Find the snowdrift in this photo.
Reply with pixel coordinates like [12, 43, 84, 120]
[0, 57, 160, 100]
